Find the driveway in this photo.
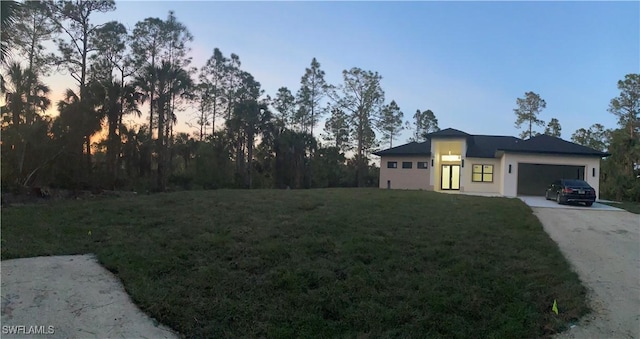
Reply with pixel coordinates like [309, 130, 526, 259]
[531, 207, 640, 338]
[1, 255, 178, 339]
[519, 195, 623, 211]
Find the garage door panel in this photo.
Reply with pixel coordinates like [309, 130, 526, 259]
[518, 163, 585, 196]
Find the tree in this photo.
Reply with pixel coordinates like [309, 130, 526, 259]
[323, 106, 350, 152]
[1, 0, 20, 64]
[608, 74, 640, 138]
[272, 87, 296, 129]
[151, 61, 192, 190]
[193, 82, 213, 141]
[223, 53, 242, 122]
[514, 91, 546, 139]
[408, 109, 439, 142]
[91, 21, 135, 88]
[88, 78, 140, 187]
[2, 63, 49, 127]
[601, 128, 640, 201]
[1, 63, 52, 187]
[48, 0, 117, 173]
[49, 0, 116, 99]
[571, 123, 609, 151]
[131, 17, 168, 140]
[198, 47, 228, 135]
[544, 118, 562, 137]
[296, 58, 327, 136]
[331, 67, 384, 187]
[12, 1, 58, 114]
[378, 100, 404, 148]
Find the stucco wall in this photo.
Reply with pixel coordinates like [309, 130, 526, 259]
[461, 157, 502, 193]
[500, 153, 602, 198]
[431, 138, 466, 190]
[378, 156, 431, 190]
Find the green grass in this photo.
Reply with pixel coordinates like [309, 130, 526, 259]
[1, 189, 588, 338]
[601, 201, 640, 214]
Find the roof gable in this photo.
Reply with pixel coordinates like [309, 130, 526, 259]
[425, 128, 470, 138]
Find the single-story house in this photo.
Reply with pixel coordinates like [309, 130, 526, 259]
[373, 128, 610, 198]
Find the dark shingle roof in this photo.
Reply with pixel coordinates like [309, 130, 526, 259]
[497, 134, 609, 157]
[425, 128, 470, 138]
[373, 141, 431, 156]
[374, 129, 609, 158]
[466, 135, 520, 158]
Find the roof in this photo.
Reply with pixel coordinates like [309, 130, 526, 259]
[466, 135, 521, 158]
[425, 128, 470, 138]
[497, 134, 610, 157]
[373, 141, 430, 156]
[374, 128, 610, 158]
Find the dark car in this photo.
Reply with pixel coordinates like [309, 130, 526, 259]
[545, 179, 596, 206]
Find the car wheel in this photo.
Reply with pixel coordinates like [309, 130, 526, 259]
[585, 202, 593, 207]
[545, 191, 549, 200]
[556, 193, 563, 205]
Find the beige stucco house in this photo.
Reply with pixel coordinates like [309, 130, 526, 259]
[373, 128, 609, 199]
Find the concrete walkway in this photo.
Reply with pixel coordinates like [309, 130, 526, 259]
[1, 255, 178, 339]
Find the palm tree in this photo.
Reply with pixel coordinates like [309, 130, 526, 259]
[1, 62, 52, 185]
[1, 1, 20, 64]
[56, 88, 103, 178]
[2, 62, 51, 125]
[89, 78, 141, 187]
[2, 62, 29, 126]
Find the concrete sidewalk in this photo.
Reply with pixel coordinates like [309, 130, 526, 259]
[1, 255, 178, 339]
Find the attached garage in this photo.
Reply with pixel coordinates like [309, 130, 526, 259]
[517, 163, 585, 196]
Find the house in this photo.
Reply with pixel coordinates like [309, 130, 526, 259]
[373, 128, 609, 198]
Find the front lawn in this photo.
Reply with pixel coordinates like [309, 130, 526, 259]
[1, 189, 588, 337]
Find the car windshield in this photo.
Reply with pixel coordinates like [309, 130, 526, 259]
[563, 180, 590, 187]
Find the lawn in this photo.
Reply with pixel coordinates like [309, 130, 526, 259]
[1, 189, 588, 338]
[601, 201, 640, 214]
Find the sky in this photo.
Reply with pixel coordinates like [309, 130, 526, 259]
[40, 0, 640, 147]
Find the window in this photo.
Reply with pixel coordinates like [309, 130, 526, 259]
[417, 162, 428, 169]
[387, 161, 397, 169]
[402, 161, 413, 169]
[472, 164, 494, 182]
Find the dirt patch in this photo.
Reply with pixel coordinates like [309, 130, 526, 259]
[532, 208, 640, 338]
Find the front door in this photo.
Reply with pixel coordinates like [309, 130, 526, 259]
[441, 165, 460, 190]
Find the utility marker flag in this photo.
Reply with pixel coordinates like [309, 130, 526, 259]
[552, 299, 558, 314]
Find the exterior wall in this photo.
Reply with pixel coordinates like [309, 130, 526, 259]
[461, 157, 502, 193]
[500, 153, 602, 198]
[430, 138, 466, 191]
[379, 155, 431, 190]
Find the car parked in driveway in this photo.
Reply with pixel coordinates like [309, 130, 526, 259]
[545, 179, 596, 206]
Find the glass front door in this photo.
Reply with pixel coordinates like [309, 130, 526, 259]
[441, 165, 460, 190]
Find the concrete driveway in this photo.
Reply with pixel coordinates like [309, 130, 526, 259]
[519, 195, 623, 211]
[1, 255, 178, 339]
[531, 207, 640, 338]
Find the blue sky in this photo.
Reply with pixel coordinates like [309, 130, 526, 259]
[48, 1, 639, 145]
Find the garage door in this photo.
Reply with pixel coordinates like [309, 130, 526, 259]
[517, 163, 585, 196]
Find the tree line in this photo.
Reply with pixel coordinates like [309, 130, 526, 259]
[0, 0, 441, 193]
[2, 1, 637, 201]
